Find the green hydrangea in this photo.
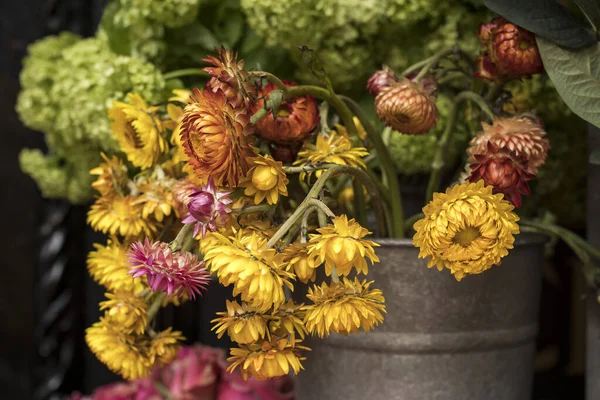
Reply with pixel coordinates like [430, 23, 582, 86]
[115, 0, 202, 28]
[16, 35, 165, 204]
[387, 94, 470, 175]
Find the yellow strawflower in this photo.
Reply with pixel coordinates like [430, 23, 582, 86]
[151, 327, 185, 365]
[85, 319, 154, 380]
[227, 337, 309, 380]
[90, 153, 128, 197]
[307, 215, 379, 276]
[212, 300, 270, 344]
[283, 242, 317, 283]
[87, 239, 148, 293]
[203, 230, 295, 312]
[413, 180, 520, 281]
[109, 93, 168, 170]
[303, 278, 386, 338]
[269, 299, 307, 340]
[99, 291, 148, 335]
[294, 129, 369, 181]
[132, 172, 177, 221]
[241, 155, 288, 205]
[87, 195, 157, 238]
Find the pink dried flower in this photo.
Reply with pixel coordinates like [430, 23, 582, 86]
[127, 239, 210, 299]
[156, 344, 225, 400]
[217, 371, 295, 400]
[173, 179, 201, 217]
[182, 177, 233, 238]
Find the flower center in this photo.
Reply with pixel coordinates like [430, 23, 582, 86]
[252, 165, 278, 190]
[125, 123, 144, 149]
[453, 226, 481, 247]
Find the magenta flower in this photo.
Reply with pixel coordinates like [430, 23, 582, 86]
[127, 239, 210, 299]
[182, 177, 233, 238]
[217, 372, 295, 400]
[155, 344, 225, 400]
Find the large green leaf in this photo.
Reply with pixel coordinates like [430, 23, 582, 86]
[484, 0, 597, 49]
[537, 37, 600, 128]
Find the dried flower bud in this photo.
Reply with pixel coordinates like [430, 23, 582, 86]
[374, 77, 438, 135]
[476, 17, 543, 80]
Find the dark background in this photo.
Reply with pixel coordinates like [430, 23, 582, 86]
[0, 1, 592, 399]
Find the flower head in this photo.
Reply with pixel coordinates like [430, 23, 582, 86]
[252, 81, 319, 144]
[87, 239, 148, 294]
[307, 215, 379, 276]
[99, 291, 148, 335]
[108, 93, 168, 170]
[294, 130, 368, 181]
[241, 155, 289, 205]
[151, 327, 186, 365]
[477, 17, 543, 80]
[283, 242, 317, 284]
[156, 345, 225, 400]
[467, 115, 550, 174]
[85, 319, 154, 380]
[127, 239, 210, 298]
[367, 66, 398, 97]
[133, 172, 177, 222]
[172, 179, 201, 217]
[303, 278, 386, 337]
[227, 337, 309, 380]
[203, 47, 257, 107]
[182, 177, 233, 238]
[90, 153, 128, 197]
[203, 230, 294, 312]
[468, 143, 534, 208]
[87, 195, 156, 238]
[212, 300, 270, 344]
[180, 88, 256, 187]
[413, 180, 520, 281]
[269, 299, 307, 340]
[375, 77, 438, 135]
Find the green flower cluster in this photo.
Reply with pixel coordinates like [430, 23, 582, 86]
[241, 0, 488, 90]
[17, 34, 165, 203]
[386, 94, 470, 175]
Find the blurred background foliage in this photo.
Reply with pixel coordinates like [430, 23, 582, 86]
[16, 0, 587, 227]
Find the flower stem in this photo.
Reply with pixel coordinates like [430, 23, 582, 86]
[170, 223, 194, 251]
[248, 71, 288, 91]
[283, 163, 338, 174]
[147, 291, 167, 323]
[353, 180, 368, 227]
[163, 68, 210, 80]
[308, 198, 336, 219]
[425, 90, 495, 202]
[341, 96, 404, 238]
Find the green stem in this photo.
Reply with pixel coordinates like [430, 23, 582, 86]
[147, 291, 167, 322]
[425, 91, 495, 202]
[283, 163, 338, 174]
[248, 71, 288, 91]
[341, 96, 404, 238]
[301, 205, 318, 242]
[170, 223, 194, 251]
[163, 68, 210, 80]
[308, 198, 336, 219]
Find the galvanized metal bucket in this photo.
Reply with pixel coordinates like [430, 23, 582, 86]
[295, 232, 547, 400]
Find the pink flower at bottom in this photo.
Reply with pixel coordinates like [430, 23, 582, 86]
[91, 381, 138, 400]
[127, 239, 210, 298]
[217, 370, 295, 400]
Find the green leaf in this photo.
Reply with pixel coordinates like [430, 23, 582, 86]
[590, 148, 600, 164]
[574, 0, 600, 31]
[268, 90, 284, 119]
[537, 37, 600, 128]
[185, 24, 223, 51]
[214, 12, 245, 47]
[484, 0, 597, 49]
